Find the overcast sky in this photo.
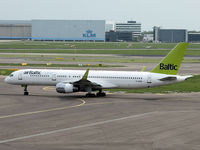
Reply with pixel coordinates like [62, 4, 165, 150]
[0, 0, 199, 31]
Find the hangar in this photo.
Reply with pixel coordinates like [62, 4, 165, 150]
[0, 20, 32, 40]
[32, 20, 105, 41]
[0, 20, 105, 41]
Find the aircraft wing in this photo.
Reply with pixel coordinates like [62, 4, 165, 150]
[72, 69, 117, 90]
[72, 69, 102, 91]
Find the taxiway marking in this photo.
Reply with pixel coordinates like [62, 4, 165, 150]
[0, 110, 197, 144]
[0, 99, 136, 120]
[0, 99, 85, 119]
[0, 111, 158, 144]
[43, 86, 56, 92]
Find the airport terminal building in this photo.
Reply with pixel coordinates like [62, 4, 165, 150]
[153, 26, 188, 43]
[188, 33, 200, 42]
[106, 21, 142, 42]
[0, 20, 105, 41]
[115, 21, 142, 38]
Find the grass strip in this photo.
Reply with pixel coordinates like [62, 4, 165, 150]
[27, 58, 200, 63]
[0, 69, 16, 76]
[0, 41, 200, 49]
[0, 49, 200, 56]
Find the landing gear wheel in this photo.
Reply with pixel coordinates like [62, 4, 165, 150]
[23, 85, 29, 96]
[24, 91, 29, 95]
[96, 92, 106, 97]
[85, 93, 96, 97]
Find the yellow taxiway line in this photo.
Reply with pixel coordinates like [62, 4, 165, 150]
[43, 86, 56, 92]
[0, 98, 137, 120]
[0, 99, 85, 119]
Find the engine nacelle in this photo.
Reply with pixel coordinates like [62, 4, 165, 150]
[56, 83, 79, 93]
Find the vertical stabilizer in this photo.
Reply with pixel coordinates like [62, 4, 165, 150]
[150, 43, 188, 75]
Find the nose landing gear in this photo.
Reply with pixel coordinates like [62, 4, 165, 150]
[23, 85, 29, 95]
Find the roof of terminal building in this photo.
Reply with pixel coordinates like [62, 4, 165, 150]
[0, 20, 31, 24]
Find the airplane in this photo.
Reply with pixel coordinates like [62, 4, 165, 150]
[4, 43, 192, 97]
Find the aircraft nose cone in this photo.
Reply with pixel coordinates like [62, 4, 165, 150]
[4, 77, 8, 83]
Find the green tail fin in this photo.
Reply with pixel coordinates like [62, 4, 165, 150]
[150, 42, 189, 75]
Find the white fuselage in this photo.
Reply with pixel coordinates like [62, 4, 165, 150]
[5, 69, 188, 89]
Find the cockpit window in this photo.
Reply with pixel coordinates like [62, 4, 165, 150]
[9, 74, 14, 77]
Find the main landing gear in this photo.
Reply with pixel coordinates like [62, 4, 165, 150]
[85, 90, 106, 97]
[23, 85, 29, 95]
[85, 93, 96, 97]
[96, 91, 106, 97]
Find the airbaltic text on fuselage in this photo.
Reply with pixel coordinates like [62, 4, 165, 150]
[160, 63, 178, 70]
[24, 71, 41, 75]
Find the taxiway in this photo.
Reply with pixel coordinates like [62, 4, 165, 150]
[0, 77, 200, 150]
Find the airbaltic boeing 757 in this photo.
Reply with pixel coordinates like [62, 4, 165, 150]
[5, 43, 191, 97]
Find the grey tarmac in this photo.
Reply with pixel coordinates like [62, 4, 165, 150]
[1, 77, 200, 150]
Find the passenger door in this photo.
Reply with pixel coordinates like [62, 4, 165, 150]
[52, 74, 56, 81]
[147, 73, 152, 87]
[18, 73, 22, 80]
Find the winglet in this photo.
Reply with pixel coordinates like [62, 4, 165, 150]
[82, 69, 89, 80]
[150, 42, 189, 75]
[142, 66, 146, 72]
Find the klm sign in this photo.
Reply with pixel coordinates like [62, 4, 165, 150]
[82, 30, 96, 38]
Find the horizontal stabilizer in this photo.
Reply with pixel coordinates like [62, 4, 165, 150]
[159, 76, 177, 81]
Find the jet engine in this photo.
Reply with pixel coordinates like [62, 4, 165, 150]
[56, 83, 79, 93]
